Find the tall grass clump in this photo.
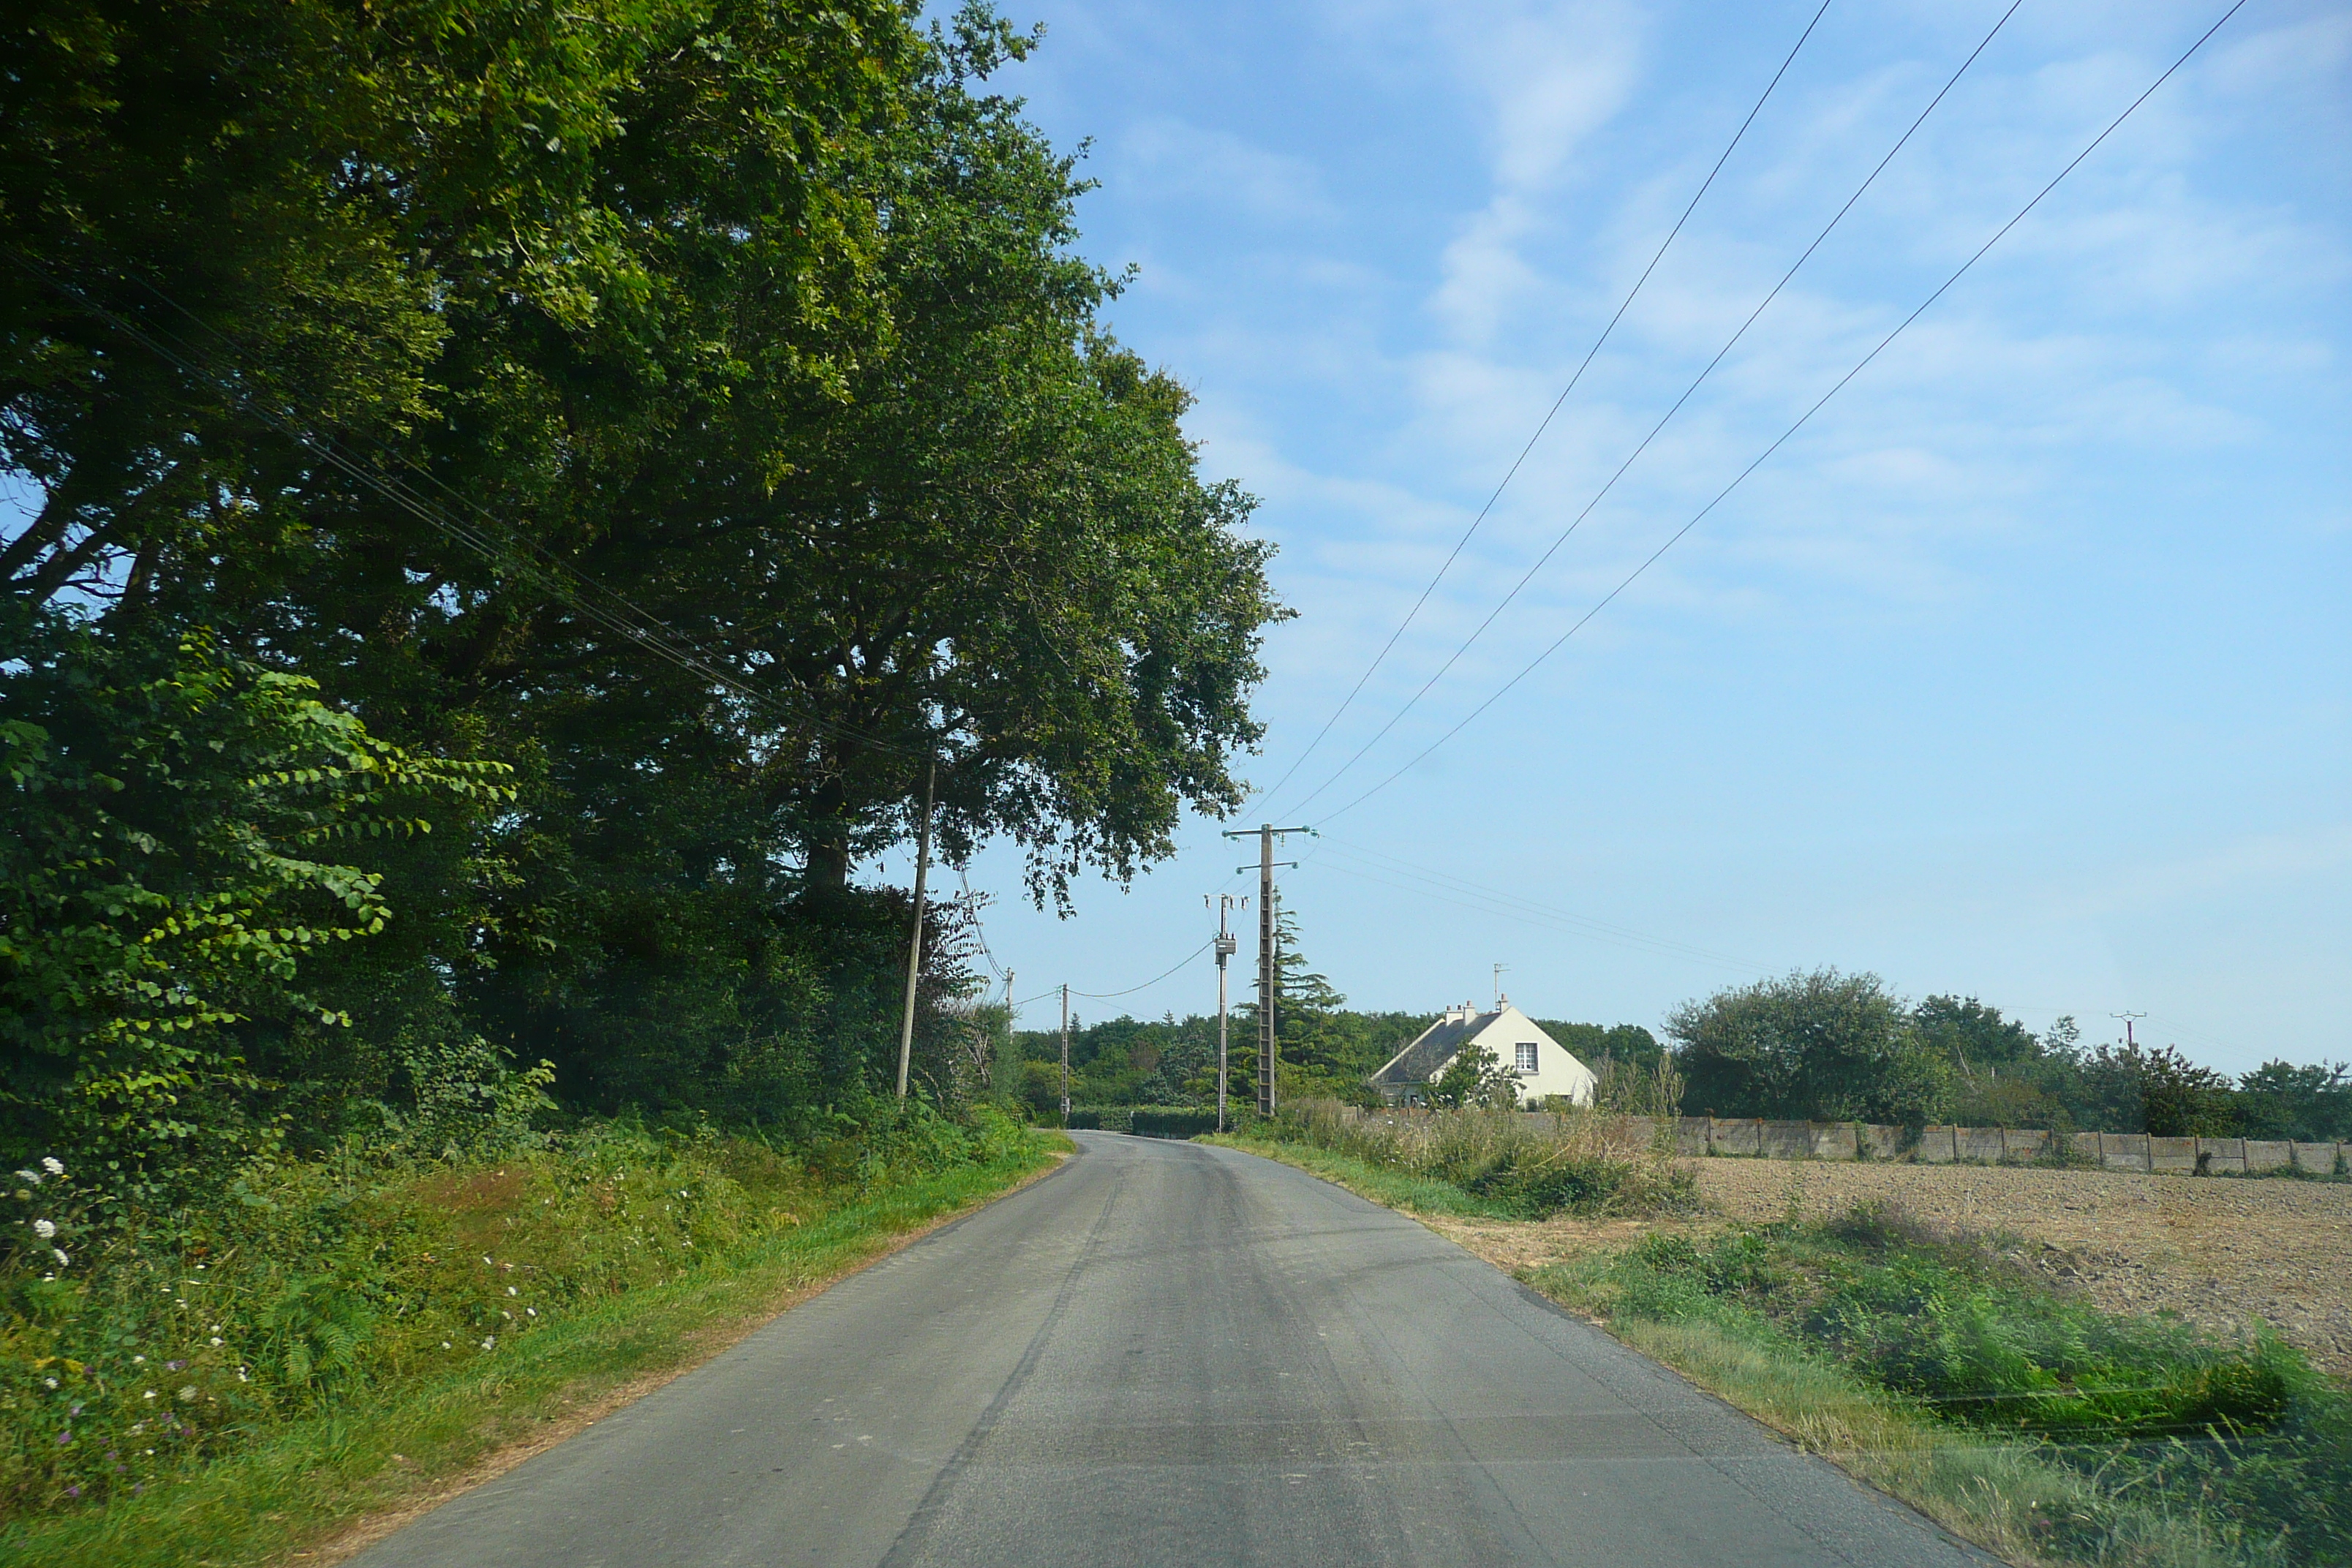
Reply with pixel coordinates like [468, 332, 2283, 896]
[1540, 1201, 2352, 1567]
[0, 1101, 1040, 1525]
[1250, 1098, 1696, 1219]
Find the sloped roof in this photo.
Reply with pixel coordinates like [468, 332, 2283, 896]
[1371, 1010, 1503, 1088]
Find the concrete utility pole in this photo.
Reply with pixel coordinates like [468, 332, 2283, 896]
[1060, 983, 1071, 1125]
[895, 761, 935, 1099]
[2111, 1011, 2146, 1050]
[1209, 894, 1242, 1132]
[1224, 823, 1311, 1119]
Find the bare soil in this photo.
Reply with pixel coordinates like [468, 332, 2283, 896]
[1425, 1158, 2352, 1380]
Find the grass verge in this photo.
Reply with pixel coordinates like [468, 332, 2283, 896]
[1196, 1134, 1531, 1219]
[0, 1139, 1063, 1568]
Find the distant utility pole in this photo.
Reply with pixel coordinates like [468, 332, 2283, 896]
[2111, 1011, 2146, 1050]
[895, 761, 935, 1099]
[1060, 983, 1071, 1126]
[1224, 823, 1311, 1119]
[1208, 894, 1243, 1132]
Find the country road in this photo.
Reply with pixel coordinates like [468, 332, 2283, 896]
[352, 1134, 1999, 1568]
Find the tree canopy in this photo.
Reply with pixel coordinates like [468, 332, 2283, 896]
[1, 1, 1284, 1175]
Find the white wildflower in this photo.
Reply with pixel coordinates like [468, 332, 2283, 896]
[236, 1367, 249, 1382]
[133, 1354, 146, 1363]
[209, 1337, 223, 1347]
[51, 1248, 68, 1266]
[43, 1377, 59, 1390]
[178, 1387, 196, 1402]
[32, 1218, 56, 1238]
[506, 1286, 518, 1296]
[13, 1169, 38, 1186]
[41, 1157, 64, 1176]
[143, 1390, 157, 1401]
[526, 1308, 538, 1317]
[441, 1341, 452, 1349]
[479, 1336, 495, 1351]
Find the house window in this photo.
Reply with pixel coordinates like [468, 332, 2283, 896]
[1515, 1042, 1538, 1073]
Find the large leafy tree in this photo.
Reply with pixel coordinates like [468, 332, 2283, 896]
[4, 2, 1283, 1126]
[1667, 968, 1951, 1125]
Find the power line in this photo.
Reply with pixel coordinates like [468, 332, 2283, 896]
[1279, 0, 2027, 819]
[1071, 939, 1217, 1000]
[1310, 836, 1769, 971]
[1314, 0, 2250, 826]
[1245, 0, 1836, 813]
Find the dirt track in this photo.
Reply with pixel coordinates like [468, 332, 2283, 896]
[1427, 1158, 2352, 1379]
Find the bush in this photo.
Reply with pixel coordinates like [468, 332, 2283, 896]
[1128, 1108, 1220, 1139]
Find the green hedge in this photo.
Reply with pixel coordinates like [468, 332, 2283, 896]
[1131, 1108, 1221, 1139]
[1057, 1107, 1224, 1138]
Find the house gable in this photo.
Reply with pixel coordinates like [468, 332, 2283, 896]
[1371, 1003, 1597, 1106]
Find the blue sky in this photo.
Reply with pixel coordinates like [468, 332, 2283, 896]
[915, 0, 2351, 1071]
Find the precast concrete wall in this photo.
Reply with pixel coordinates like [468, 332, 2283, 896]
[1431, 1109, 2349, 1177]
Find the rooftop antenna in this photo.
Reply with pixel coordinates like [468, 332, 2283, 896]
[1493, 963, 1509, 1010]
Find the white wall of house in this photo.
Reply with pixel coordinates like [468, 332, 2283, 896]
[1473, 1005, 1595, 1107]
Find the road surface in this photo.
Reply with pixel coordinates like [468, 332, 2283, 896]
[353, 1133, 1999, 1567]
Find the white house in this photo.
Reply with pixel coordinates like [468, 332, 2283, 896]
[1369, 1001, 1597, 1107]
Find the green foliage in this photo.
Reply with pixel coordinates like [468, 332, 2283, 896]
[0, 1102, 1041, 1521]
[2236, 1060, 2352, 1143]
[0, 619, 511, 1183]
[1583, 1207, 2352, 1566]
[1246, 1100, 1697, 1221]
[1425, 1041, 1519, 1111]
[1669, 969, 1950, 1125]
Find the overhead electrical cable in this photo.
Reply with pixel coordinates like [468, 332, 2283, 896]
[1070, 940, 1218, 1001]
[1311, 836, 1769, 970]
[2, 246, 933, 764]
[1244, 0, 1836, 812]
[1314, 0, 2250, 826]
[1279, 0, 2028, 819]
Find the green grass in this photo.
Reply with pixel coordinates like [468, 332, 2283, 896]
[1198, 1134, 1534, 1219]
[1528, 1211, 2351, 1568]
[1210, 1101, 1698, 1219]
[0, 1131, 1061, 1568]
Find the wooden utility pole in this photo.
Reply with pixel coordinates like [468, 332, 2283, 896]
[1224, 823, 1311, 1120]
[1059, 984, 1071, 1125]
[895, 761, 935, 1098]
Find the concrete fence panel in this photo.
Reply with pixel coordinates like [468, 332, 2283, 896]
[2103, 1134, 2152, 1172]
[2002, 1128, 2050, 1161]
[2068, 1131, 2104, 1165]
[2291, 1142, 2341, 1175]
[1675, 1117, 1710, 1156]
[1761, 1120, 1816, 1159]
[1917, 1126, 1959, 1164]
[1811, 1123, 1860, 1160]
[1956, 1127, 2006, 1162]
[2148, 1137, 2198, 1174]
[1711, 1118, 1763, 1156]
[2196, 1137, 2247, 1174]
[1860, 1124, 1904, 1160]
[2245, 1140, 2294, 1173]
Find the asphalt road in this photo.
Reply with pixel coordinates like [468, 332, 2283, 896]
[353, 1133, 1999, 1568]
